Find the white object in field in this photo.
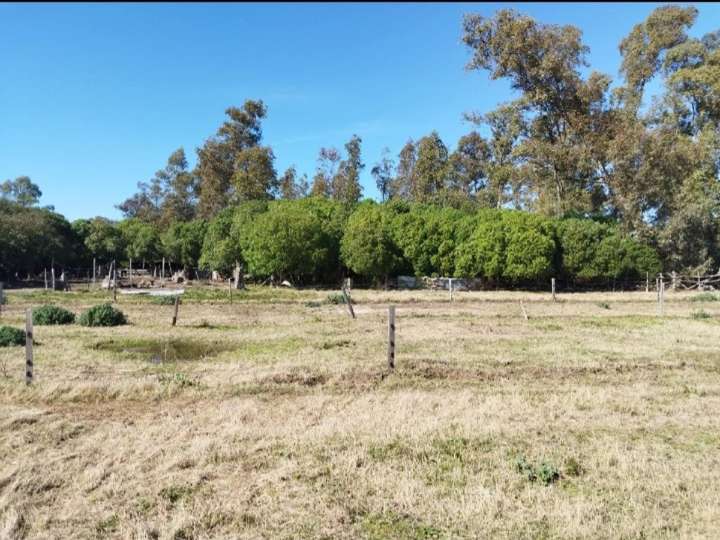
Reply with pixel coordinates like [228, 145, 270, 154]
[119, 288, 185, 296]
[280, 280, 293, 288]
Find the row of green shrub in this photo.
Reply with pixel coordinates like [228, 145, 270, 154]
[198, 199, 660, 285]
[32, 304, 126, 327]
[0, 304, 127, 347]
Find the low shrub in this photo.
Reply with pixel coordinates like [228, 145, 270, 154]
[691, 309, 712, 320]
[79, 304, 127, 327]
[0, 326, 25, 347]
[32, 304, 75, 325]
[515, 455, 561, 485]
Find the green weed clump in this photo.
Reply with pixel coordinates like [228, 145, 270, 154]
[79, 304, 127, 327]
[32, 304, 75, 325]
[691, 309, 712, 320]
[515, 455, 561, 485]
[0, 326, 25, 347]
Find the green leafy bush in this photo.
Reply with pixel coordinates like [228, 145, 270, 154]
[32, 304, 75, 325]
[0, 326, 25, 347]
[515, 455, 561, 485]
[79, 304, 127, 327]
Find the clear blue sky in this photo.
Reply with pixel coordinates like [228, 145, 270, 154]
[1, 2, 718, 221]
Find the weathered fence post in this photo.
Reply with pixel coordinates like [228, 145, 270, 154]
[520, 300, 528, 321]
[171, 295, 180, 326]
[92, 258, 96, 284]
[162, 257, 166, 280]
[25, 309, 33, 385]
[113, 267, 117, 302]
[551, 278, 556, 302]
[646, 272, 649, 293]
[44, 268, 48, 290]
[51, 267, 56, 290]
[658, 279, 665, 316]
[671, 271, 678, 291]
[129, 258, 133, 287]
[341, 287, 355, 319]
[387, 306, 395, 370]
[449, 278, 454, 302]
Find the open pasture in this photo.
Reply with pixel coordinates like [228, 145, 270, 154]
[1, 286, 720, 539]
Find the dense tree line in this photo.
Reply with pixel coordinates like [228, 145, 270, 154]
[2, 6, 717, 284]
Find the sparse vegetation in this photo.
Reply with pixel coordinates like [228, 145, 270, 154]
[691, 309, 712, 320]
[3, 272, 720, 538]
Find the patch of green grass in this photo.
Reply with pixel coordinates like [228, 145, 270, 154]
[690, 292, 720, 302]
[320, 339, 353, 350]
[91, 338, 232, 361]
[159, 484, 195, 505]
[596, 302, 611, 310]
[578, 315, 660, 329]
[691, 309, 712, 320]
[95, 514, 119, 534]
[152, 295, 180, 305]
[157, 372, 201, 388]
[360, 511, 442, 540]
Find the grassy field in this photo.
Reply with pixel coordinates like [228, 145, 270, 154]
[1, 285, 720, 539]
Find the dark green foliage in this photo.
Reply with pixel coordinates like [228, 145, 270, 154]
[161, 219, 207, 270]
[341, 202, 405, 283]
[0, 326, 25, 347]
[515, 455, 561, 485]
[241, 200, 332, 283]
[79, 304, 127, 327]
[32, 304, 75, 325]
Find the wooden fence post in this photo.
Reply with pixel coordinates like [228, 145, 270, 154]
[551, 278, 556, 302]
[162, 257, 165, 280]
[51, 267, 56, 290]
[646, 272, 649, 293]
[44, 268, 48, 290]
[92, 258, 96, 284]
[449, 278, 454, 302]
[341, 287, 355, 319]
[25, 309, 33, 385]
[171, 295, 180, 326]
[0, 282, 4, 317]
[113, 267, 117, 302]
[387, 306, 395, 370]
[129, 258, 133, 287]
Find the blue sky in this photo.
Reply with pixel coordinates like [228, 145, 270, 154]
[1, 2, 718, 221]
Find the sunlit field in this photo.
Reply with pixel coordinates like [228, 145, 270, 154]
[1, 285, 720, 539]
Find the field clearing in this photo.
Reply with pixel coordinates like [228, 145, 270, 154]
[1, 286, 720, 539]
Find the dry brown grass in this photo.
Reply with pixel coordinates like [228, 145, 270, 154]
[1, 286, 720, 539]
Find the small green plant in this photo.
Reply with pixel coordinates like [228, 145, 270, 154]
[691, 309, 712, 320]
[304, 300, 322, 308]
[596, 302, 611, 310]
[152, 295, 179, 305]
[32, 304, 75, 325]
[515, 455, 561, 485]
[0, 326, 25, 347]
[157, 372, 199, 388]
[564, 456, 584, 477]
[95, 514, 119, 534]
[78, 304, 127, 327]
[326, 292, 354, 305]
[690, 292, 719, 302]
